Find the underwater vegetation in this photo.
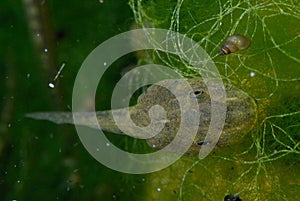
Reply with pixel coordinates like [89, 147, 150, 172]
[127, 0, 300, 200]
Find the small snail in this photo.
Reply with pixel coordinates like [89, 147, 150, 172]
[219, 34, 251, 55]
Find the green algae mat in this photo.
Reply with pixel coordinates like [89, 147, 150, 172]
[128, 0, 300, 200]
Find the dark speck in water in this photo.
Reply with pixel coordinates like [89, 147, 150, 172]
[224, 194, 242, 201]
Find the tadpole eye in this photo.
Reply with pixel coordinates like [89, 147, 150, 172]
[190, 90, 205, 99]
[196, 140, 210, 146]
[194, 90, 203, 95]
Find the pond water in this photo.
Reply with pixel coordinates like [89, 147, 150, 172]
[1, 0, 299, 200]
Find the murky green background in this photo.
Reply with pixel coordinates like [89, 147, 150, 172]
[1, 1, 146, 200]
[1, 0, 299, 200]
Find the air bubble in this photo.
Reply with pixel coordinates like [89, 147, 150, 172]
[157, 187, 161, 192]
[106, 142, 110, 147]
[103, 62, 107, 66]
[49, 82, 55, 88]
[250, 72, 255, 77]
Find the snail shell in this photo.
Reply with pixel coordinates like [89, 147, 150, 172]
[219, 34, 251, 55]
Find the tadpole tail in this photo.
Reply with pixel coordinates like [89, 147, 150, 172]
[26, 112, 75, 124]
[25, 108, 133, 135]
